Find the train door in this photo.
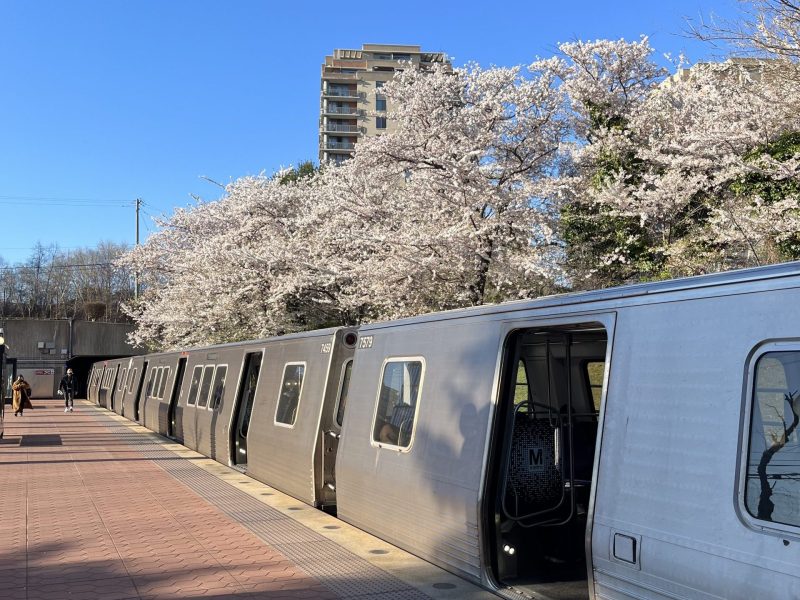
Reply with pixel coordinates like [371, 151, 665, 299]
[92, 366, 104, 405]
[230, 351, 262, 468]
[134, 361, 148, 422]
[120, 367, 132, 416]
[487, 322, 609, 600]
[110, 366, 120, 409]
[99, 367, 115, 408]
[321, 358, 353, 509]
[87, 368, 97, 404]
[168, 358, 187, 440]
[110, 367, 126, 412]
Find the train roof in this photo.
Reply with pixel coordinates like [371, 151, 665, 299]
[360, 260, 800, 330]
[121, 326, 347, 361]
[96, 261, 800, 361]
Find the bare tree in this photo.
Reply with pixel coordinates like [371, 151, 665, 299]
[690, 0, 800, 62]
[0, 242, 134, 321]
[757, 390, 800, 520]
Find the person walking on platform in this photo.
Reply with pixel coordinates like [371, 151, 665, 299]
[12, 375, 32, 417]
[59, 368, 77, 412]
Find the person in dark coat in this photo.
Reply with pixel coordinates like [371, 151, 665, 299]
[12, 376, 32, 417]
[59, 368, 77, 412]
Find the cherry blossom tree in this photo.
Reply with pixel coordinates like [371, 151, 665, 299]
[552, 37, 669, 287]
[120, 173, 358, 349]
[308, 60, 569, 320]
[124, 59, 575, 348]
[691, 0, 800, 62]
[123, 31, 800, 349]
[555, 37, 800, 287]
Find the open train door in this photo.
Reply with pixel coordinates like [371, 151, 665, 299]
[230, 351, 262, 470]
[168, 356, 187, 441]
[486, 318, 613, 600]
[133, 361, 148, 422]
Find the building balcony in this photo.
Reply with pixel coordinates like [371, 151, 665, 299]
[324, 87, 359, 99]
[323, 122, 360, 134]
[325, 141, 356, 151]
[321, 70, 359, 82]
[323, 105, 360, 116]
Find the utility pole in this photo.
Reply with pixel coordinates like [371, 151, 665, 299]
[135, 198, 141, 300]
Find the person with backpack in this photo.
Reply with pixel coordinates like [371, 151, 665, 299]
[59, 368, 77, 412]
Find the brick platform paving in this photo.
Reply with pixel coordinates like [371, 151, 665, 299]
[0, 398, 416, 600]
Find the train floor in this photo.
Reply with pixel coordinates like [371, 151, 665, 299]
[0, 398, 492, 600]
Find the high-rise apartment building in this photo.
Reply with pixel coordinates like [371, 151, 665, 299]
[319, 44, 448, 165]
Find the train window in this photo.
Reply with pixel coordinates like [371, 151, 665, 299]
[744, 351, 800, 529]
[150, 367, 164, 398]
[158, 367, 170, 399]
[275, 363, 306, 427]
[372, 359, 424, 449]
[150, 368, 161, 398]
[197, 366, 214, 408]
[585, 361, 605, 412]
[210, 366, 227, 410]
[335, 360, 353, 427]
[128, 368, 137, 393]
[118, 368, 127, 391]
[145, 370, 154, 397]
[514, 360, 530, 406]
[187, 366, 203, 406]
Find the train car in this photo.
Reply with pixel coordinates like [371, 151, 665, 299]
[161, 327, 356, 507]
[137, 351, 184, 434]
[119, 355, 148, 421]
[334, 262, 800, 599]
[93, 327, 358, 509]
[238, 327, 356, 508]
[88, 263, 800, 599]
[92, 358, 129, 411]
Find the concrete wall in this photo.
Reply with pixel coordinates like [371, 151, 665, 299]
[1, 319, 144, 398]
[73, 321, 137, 356]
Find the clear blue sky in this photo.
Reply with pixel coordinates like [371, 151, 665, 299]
[0, 0, 741, 265]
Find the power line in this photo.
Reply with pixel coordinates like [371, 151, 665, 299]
[0, 194, 133, 204]
[0, 201, 132, 208]
[0, 245, 120, 251]
[0, 263, 125, 272]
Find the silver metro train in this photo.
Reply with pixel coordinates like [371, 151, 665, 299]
[89, 262, 800, 599]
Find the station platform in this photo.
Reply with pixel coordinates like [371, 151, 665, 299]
[0, 399, 494, 600]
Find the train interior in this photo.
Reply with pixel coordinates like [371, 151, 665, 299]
[230, 351, 262, 471]
[489, 323, 608, 600]
[167, 357, 187, 439]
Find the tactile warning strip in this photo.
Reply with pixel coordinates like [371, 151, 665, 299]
[96, 412, 435, 600]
